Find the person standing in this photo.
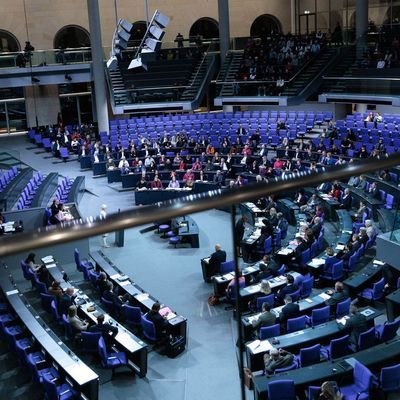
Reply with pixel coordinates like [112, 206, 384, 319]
[235, 215, 247, 257]
[100, 204, 110, 248]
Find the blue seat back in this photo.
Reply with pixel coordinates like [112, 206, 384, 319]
[259, 324, 280, 340]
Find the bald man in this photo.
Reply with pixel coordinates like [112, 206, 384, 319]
[203, 244, 227, 281]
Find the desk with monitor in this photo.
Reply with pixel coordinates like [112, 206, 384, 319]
[171, 216, 199, 248]
[0, 266, 99, 399]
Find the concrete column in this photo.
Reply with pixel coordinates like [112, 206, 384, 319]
[87, 0, 109, 134]
[356, 0, 368, 54]
[218, 0, 230, 64]
[291, 0, 297, 34]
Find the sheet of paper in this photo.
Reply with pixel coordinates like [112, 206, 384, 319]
[135, 293, 150, 301]
[120, 280, 131, 286]
[110, 273, 120, 280]
[373, 259, 384, 266]
[246, 285, 260, 294]
[336, 244, 345, 251]
[318, 292, 331, 301]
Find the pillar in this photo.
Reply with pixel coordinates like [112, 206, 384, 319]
[218, 0, 230, 64]
[356, 0, 368, 54]
[291, 0, 296, 34]
[87, 0, 109, 134]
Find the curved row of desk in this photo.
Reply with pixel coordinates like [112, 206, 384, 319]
[0, 265, 99, 399]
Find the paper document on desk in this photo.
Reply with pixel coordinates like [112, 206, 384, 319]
[247, 315, 259, 325]
[246, 266, 257, 273]
[318, 292, 331, 301]
[42, 256, 54, 264]
[225, 272, 235, 280]
[120, 280, 131, 287]
[246, 285, 260, 294]
[135, 293, 150, 301]
[336, 316, 349, 325]
[373, 259, 384, 266]
[336, 244, 345, 251]
[204, 257, 210, 263]
[46, 263, 57, 269]
[110, 273, 120, 280]
[247, 340, 261, 352]
[278, 248, 292, 255]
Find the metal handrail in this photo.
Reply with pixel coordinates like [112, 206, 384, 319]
[0, 153, 400, 258]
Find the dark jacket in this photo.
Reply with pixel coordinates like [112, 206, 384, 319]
[279, 302, 300, 324]
[209, 249, 227, 275]
[146, 310, 168, 337]
[345, 312, 368, 346]
[277, 284, 299, 304]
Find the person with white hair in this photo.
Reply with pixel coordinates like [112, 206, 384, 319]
[263, 347, 294, 375]
[100, 204, 109, 247]
[364, 219, 376, 239]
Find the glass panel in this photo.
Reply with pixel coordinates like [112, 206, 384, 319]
[60, 96, 78, 125]
[7, 101, 27, 133]
[78, 95, 93, 124]
[0, 103, 7, 134]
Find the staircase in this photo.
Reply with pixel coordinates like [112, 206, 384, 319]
[180, 54, 216, 103]
[108, 66, 129, 105]
[281, 47, 339, 97]
[218, 52, 244, 96]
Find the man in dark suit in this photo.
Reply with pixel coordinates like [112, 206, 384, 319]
[279, 295, 300, 325]
[368, 182, 380, 199]
[235, 215, 247, 257]
[204, 244, 227, 280]
[326, 281, 349, 313]
[340, 188, 352, 210]
[237, 124, 247, 136]
[276, 275, 298, 305]
[102, 281, 123, 316]
[58, 287, 75, 316]
[339, 304, 368, 347]
[251, 302, 276, 333]
[260, 255, 280, 277]
[310, 216, 323, 238]
[89, 313, 118, 349]
[97, 272, 109, 296]
[146, 302, 168, 340]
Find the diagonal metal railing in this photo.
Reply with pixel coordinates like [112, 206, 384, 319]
[1, 153, 400, 258]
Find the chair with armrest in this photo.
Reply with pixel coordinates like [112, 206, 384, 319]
[379, 364, 400, 396]
[300, 276, 314, 298]
[259, 324, 280, 341]
[74, 248, 94, 272]
[267, 380, 296, 400]
[40, 293, 56, 314]
[296, 343, 321, 367]
[122, 304, 142, 328]
[306, 305, 330, 327]
[335, 297, 351, 318]
[50, 300, 63, 325]
[339, 360, 374, 400]
[358, 277, 385, 302]
[27, 353, 60, 385]
[220, 260, 234, 274]
[256, 294, 275, 311]
[98, 336, 128, 375]
[354, 327, 376, 351]
[321, 260, 344, 282]
[42, 374, 79, 400]
[141, 314, 158, 342]
[287, 315, 306, 333]
[81, 331, 102, 354]
[375, 318, 400, 342]
[320, 334, 351, 360]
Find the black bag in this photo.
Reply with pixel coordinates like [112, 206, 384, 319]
[166, 335, 185, 358]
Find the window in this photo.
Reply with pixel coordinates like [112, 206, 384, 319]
[54, 25, 90, 49]
[250, 14, 282, 37]
[189, 18, 219, 40]
[0, 29, 20, 52]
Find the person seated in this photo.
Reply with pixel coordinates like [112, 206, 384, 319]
[58, 287, 76, 316]
[364, 219, 376, 239]
[338, 304, 368, 347]
[347, 233, 361, 253]
[183, 169, 194, 182]
[102, 281, 124, 315]
[322, 247, 338, 269]
[278, 295, 300, 326]
[263, 348, 294, 375]
[329, 183, 342, 200]
[336, 242, 355, 268]
[89, 313, 118, 349]
[96, 272, 109, 296]
[257, 255, 280, 278]
[145, 302, 168, 340]
[339, 188, 352, 210]
[294, 189, 307, 206]
[24, 252, 40, 273]
[379, 169, 391, 181]
[251, 302, 277, 333]
[67, 305, 88, 335]
[37, 265, 51, 288]
[136, 175, 148, 191]
[276, 274, 298, 305]
[167, 175, 180, 189]
[49, 209, 62, 225]
[367, 181, 380, 199]
[300, 193, 320, 213]
[205, 244, 227, 277]
[358, 227, 369, 245]
[248, 280, 272, 311]
[325, 282, 349, 313]
[151, 175, 163, 190]
[183, 178, 194, 189]
[347, 175, 360, 187]
[48, 280, 63, 299]
[351, 200, 368, 222]
[226, 269, 245, 300]
[309, 216, 323, 238]
[213, 170, 225, 187]
[317, 381, 343, 400]
[356, 175, 368, 191]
